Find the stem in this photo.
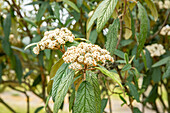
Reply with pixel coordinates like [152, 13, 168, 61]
[83, 65, 87, 80]
[116, 0, 127, 49]
[40, 66, 46, 101]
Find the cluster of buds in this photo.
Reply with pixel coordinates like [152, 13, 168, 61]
[146, 44, 166, 57]
[33, 28, 75, 55]
[160, 25, 170, 36]
[156, 0, 170, 9]
[9, 34, 20, 45]
[62, 42, 114, 70]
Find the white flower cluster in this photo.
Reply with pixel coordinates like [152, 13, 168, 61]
[9, 34, 20, 45]
[62, 42, 114, 70]
[160, 25, 170, 36]
[33, 28, 75, 55]
[156, 0, 170, 9]
[146, 44, 166, 57]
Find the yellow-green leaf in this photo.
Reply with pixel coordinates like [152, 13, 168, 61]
[144, 0, 158, 21]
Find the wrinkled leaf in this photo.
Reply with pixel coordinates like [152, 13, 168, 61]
[126, 82, 140, 102]
[86, 71, 101, 113]
[53, 69, 74, 113]
[152, 56, 170, 68]
[51, 63, 68, 100]
[136, 2, 149, 58]
[121, 64, 131, 72]
[106, 18, 119, 56]
[63, 0, 80, 13]
[96, 66, 123, 88]
[97, 0, 118, 32]
[73, 81, 96, 113]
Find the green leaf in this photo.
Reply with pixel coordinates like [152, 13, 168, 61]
[25, 1, 43, 5]
[69, 88, 75, 111]
[44, 49, 51, 60]
[87, 1, 105, 31]
[96, 66, 123, 88]
[73, 81, 96, 113]
[3, 14, 11, 40]
[145, 49, 152, 69]
[114, 49, 125, 59]
[144, 84, 158, 104]
[121, 64, 131, 72]
[119, 39, 133, 48]
[123, 12, 132, 39]
[0, 64, 2, 83]
[144, 0, 158, 21]
[50, 58, 64, 79]
[106, 18, 119, 56]
[89, 29, 98, 44]
[77, 0, 83, 8]
[14, 55, 23, 83]
[34, 106, 44, 113]
[141, 50, 147, 71]
[45, 91, 51, 110]
[97, 0, 118, 32]
[152, 56, 170, 68]
[152, 67, 161, 83]
[119, 95, 127, 104]
[129, 9, 135, 39]
[53, 69, 74, 113]
[142, 71, 151, 90]
[86, 71, 101, 113]
[32, 75, 41, 87]
[126, 82, 140, 102]
[24, 70, 33, 79]
[133, 107, 142, 113]
[54, 2, 60, 19]
[65, 40, 79, 47]
[23, 17, 37, 28]
[100, 98, 108, 113]
[63, 0, 80, 13]
[36, 2, 48, 22]
[1, 39, 12, 56]
[136, 2, 149, 58]
[124, 53, 129, 64]
[163, 66, 170, 79]
[51, 63, 68, 101]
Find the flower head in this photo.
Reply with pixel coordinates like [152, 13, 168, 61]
[146, 43, 166, 57]
[32, 28, 75, 55]
[62, 42, 114, 70]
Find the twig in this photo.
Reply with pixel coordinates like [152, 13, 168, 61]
[4, 0, 33, 39]
[148, 12, 170, 42]
[116, 0, 127, 49]
[0, 97, 16, 113]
